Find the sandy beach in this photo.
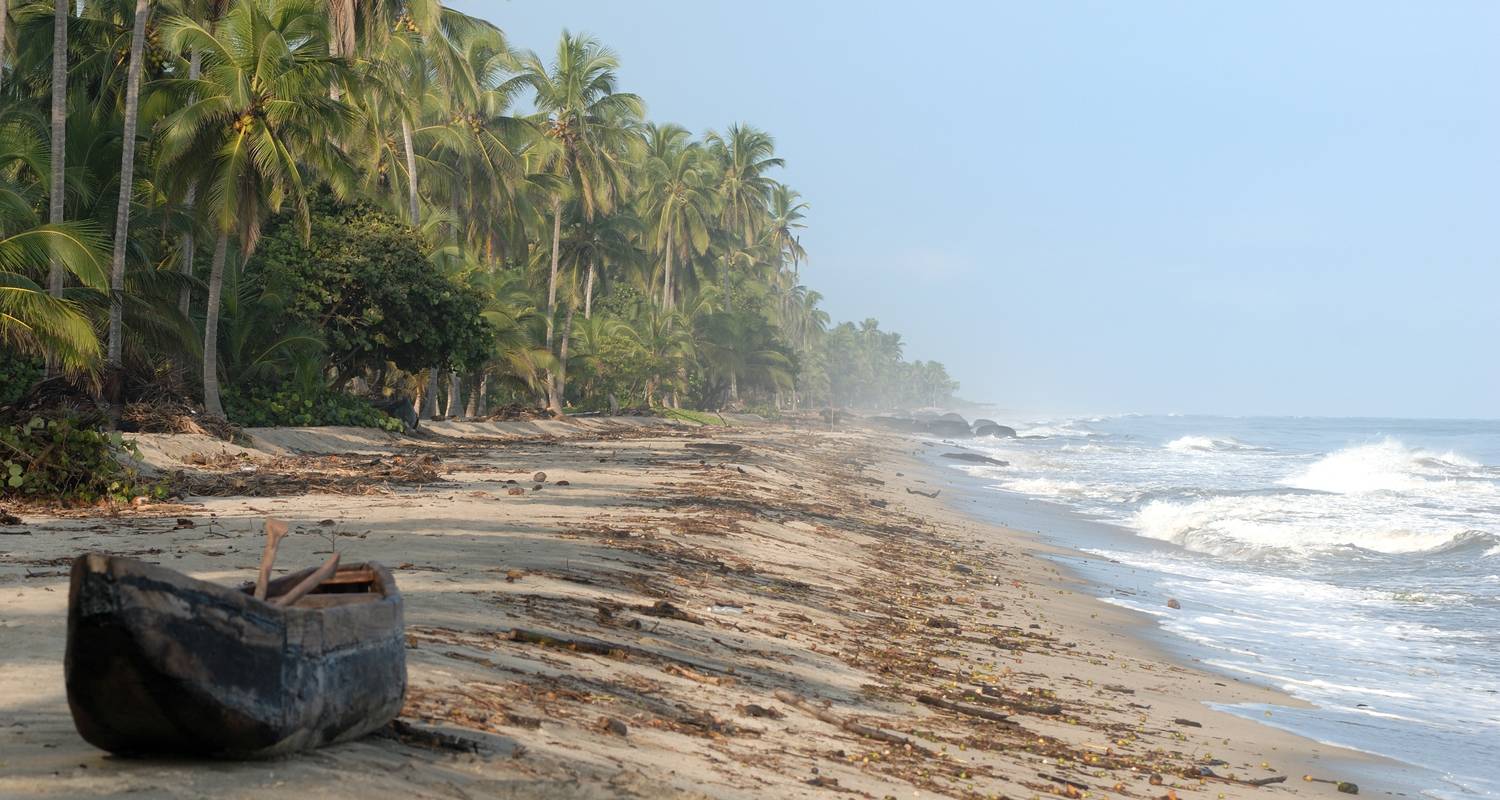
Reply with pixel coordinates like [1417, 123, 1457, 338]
[0, 417, 1393, 799]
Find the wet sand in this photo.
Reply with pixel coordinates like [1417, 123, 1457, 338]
[0, 417, 1393, 798]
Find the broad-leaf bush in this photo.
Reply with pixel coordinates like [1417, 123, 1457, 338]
[223, 386, 404, 432]
[0, 414, 163, 503]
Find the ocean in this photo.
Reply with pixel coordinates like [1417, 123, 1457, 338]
[933, 414, 1500, 799]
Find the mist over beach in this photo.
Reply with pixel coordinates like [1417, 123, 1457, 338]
[2, 1, 1496, 798]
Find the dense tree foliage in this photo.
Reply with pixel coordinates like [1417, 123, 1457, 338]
[0, 0, 957, 427]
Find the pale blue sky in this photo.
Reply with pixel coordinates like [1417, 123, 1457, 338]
[450, 1, 1500, 418]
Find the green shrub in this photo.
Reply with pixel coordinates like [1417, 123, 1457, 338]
[0, 354, 43, 407]
[224, 386, 404, 432]
[0, 415, 164, 503]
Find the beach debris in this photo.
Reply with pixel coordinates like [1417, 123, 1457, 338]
[1166, 597, 1182, 609]
[505, 628, 628, 658]
[175, 453, 441, 496]
[806, 775, 840, 788]
[505, 569, 525, 582]
[1102, 684, 1136, 694]
[924, 616, 961, 629]
[381, 720, 483, 754]
[506, 486, 525, 495]
[1173, 717, 1202, 727]
[940, 452, 1008, 466]
[555, 480, 570, 486]
[952, 563, 974, 574]
[906, 487, 941, 498]
[1305, 776, 1359, 794]
[596, 716, 629, 737]
[270, 551, 341, 607]
[532, 471, 547, 482]
[685, 442, 742, 454]
[0, 509, 22, 525]
[773, 690, 935, 756]
[916, 693, 1017, 726]
[1194, 768, 1288, 787]
[636, 599, 701, 623]
[738, 704, 784, 719]
[868, 498, 888, 508]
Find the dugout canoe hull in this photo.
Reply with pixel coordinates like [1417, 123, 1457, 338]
[65, 553, 405, 758]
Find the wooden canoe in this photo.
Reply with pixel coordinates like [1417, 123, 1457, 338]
[65, 553, 406, 758]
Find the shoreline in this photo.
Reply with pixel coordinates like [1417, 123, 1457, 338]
[912, 441, 1436, 797]
[0, 418, 1404, 798]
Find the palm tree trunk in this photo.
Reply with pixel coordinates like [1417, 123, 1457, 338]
[328, 0, 352, 100]
[202, 233, 229, 417]
[47, 0, 66, 300]
[177, 49, 200, 318]
[583, 261, 595, 319]
[723, 262, 731, 313]
[0, 0, 9, 94]
[545, 198, 561, 347]
[465, 371, 483, 417]
[543, 198, 562, 411]
[400, 115, 419, 223]
[105, 0, 151, 369]
[446, 372, 461, 418]
[661, 230, 674, 310]
[552, 301, 575, 415]
[421, 368, 438, 419]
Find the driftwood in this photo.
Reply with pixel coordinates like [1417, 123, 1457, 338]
[506, 628, 627, 658]
[916, 693, 1016, 726]
[965, 687, 1063, 716]
[773, 690, 934, 756]
[905, 487, 941, 498]
[271, 552, 340, 608]
[253, 518, 290, 600]
[685, 442, 742, 454]
[1193, 768, 1288, 788]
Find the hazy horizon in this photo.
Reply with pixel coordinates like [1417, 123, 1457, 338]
[455, 0, 1500, 419]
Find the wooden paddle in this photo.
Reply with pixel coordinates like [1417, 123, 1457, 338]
[253, 518, 290, 601]
[271, 552, 340, 608]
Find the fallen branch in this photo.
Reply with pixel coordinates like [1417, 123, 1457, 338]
[965, 687, 1063, 716]
[506, 628, 628, 658]
[905, 487, 940, 498]
[773, 690, 935, 756]
[917, 693, 1017, 726]
[1193, 768, 1289, 788]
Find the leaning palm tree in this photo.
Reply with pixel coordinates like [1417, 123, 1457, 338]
[104, 0, 152, 371]
[507, 30, 641, 412]
[156, 0, 350, 417]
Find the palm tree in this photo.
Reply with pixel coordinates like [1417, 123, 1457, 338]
[0, 0, 9, 93]
[157, 0, 349, 416]
[706, 123, 781, 246]
[0, 112, 108, 369]
[104, 0, 152, 371]
[508, 30, 641, 412]
[639, 123, 711, 312]
[766, 182, 808, 274]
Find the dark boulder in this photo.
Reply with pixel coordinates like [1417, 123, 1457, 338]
[941, 452, 1008, 466]
[937, 412, 968, 425]
[972, 420, 1018, 438]
[925, 419, 972, 438]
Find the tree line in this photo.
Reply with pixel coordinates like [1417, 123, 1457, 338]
[0, 0, 957, 426]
